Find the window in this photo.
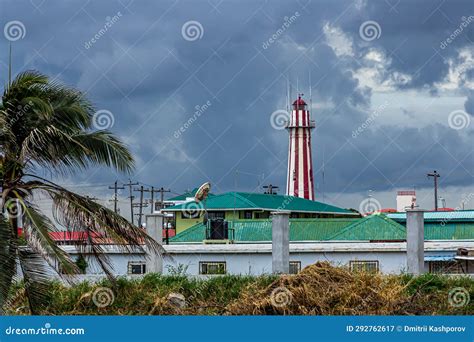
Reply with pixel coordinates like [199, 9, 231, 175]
[429, 261, 464, 274]
[289, 261, 301, 274]
[243, 211, 253, 219]
[254, 211, 270, 219]
[199, 262, 226, 275]
[128, 262, 146, 275]
[349, 260, 379, 273]
[207, 211, 225, 220]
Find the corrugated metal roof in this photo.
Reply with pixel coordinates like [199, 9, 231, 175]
[329, 214, 406, 240]
[424, 223, 474, 240]
[169, 214, 474, 243]
[387, 210, 474, 221]
[425, 255, 455, 261]
[164, 192, 353, 214]
[170, 218, 359, 243]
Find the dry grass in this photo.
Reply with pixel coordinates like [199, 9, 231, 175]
[226, 262, 474, 315]
[6, 262, 474, 315]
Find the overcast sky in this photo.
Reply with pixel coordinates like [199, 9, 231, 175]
[1, 0, 473, 216]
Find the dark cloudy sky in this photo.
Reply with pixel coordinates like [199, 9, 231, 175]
[1, 0, 473, 214]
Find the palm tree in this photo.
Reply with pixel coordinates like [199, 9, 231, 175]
[0, 71, 161, 314]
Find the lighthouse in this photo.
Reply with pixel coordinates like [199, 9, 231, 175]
[286, 95, 315, 200]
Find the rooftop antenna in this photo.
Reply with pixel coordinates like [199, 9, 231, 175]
[321, 144, 325, 202]
[286, 76, 290, 112]
[309, 70, 312, 119]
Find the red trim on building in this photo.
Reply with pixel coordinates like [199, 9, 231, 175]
[294, 110, 299, 197]
[302, 110, 309, 199]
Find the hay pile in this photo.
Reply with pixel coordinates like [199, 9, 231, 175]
[226, 262, 411, 315]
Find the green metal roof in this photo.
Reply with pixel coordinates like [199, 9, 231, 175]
[164, 192, 353, 215]
[424, 223, 474, 240]
[169, 218, 358, 243]
[329, 214, 406, 240]
[387, 210, 474, 222]
[169, 214, 474, 243]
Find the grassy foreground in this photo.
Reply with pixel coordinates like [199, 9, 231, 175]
[6, 262, 474, 315]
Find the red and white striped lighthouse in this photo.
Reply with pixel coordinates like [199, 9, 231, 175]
[286, 95, 315, 200]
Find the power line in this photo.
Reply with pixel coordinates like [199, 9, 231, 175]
[123, 179, 138, 225]
[153, 187, 171, 211]
[108, 181, 124, 213]
[133, 186, 149, 228]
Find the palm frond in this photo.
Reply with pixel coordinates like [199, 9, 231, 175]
[73, 130, 134, 173]
[0, 216, 17, 313]
[21, 202, 77, 275]
[18, 248, 52, 315]
[24, 177, 164, 278]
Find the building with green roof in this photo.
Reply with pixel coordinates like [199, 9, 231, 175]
[163, 191, 358, 233]
[162, 213, 474, 276]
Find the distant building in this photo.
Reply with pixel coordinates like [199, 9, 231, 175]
[163, 191, 358, 234]
[396, 190, 416, 212]
[41, 212, 474, 278]
[163, 212, 474, 275]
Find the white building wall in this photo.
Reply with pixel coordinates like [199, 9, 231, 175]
[396, 193, 416, 212]
[163, 251, 408, 275]
[17, 243, 474, 282]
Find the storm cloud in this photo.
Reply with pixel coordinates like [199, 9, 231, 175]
[1, 0, 472, 211]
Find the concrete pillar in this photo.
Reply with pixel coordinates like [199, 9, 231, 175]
[145, 214, 163, 274]
[271, 211, 290, 274]
[406, 209, 424, 275]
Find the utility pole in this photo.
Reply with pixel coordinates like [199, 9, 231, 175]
[108, 181, 124, 213]
[427, 170, 440, 211]
[155, 187, 171, 210]
[263, 184, 279, 195]
[123, 179, 138, 225]
[153, 187, 171, 244]
[133, 186, 149, 228]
